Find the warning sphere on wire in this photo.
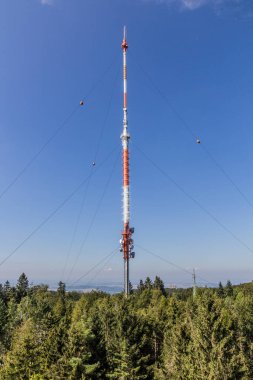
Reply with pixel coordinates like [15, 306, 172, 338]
[80, 100, 84, 106]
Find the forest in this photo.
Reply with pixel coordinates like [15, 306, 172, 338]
[0, 273, 253, 379]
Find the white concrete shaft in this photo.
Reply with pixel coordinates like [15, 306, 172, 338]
[122, 185, 130, 224]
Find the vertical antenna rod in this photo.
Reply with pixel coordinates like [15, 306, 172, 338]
[120, 26, 135, 297]
[192, 268, 197, 298]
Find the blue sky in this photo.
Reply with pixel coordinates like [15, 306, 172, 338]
[1, 0, 253, 287]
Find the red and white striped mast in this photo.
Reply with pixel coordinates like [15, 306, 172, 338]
[120, 26, 135, 297]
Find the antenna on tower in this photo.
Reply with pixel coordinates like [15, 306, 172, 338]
[119, 27, 135, 297]
[192, 268, 197, 298]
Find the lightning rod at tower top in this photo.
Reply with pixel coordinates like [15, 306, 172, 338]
[119, 27, 135, 297]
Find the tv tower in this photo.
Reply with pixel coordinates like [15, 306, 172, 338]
[120, 27, 135, 297]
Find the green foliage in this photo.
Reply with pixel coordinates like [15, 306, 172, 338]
[144, 277, 152, 290]
[225, 280, 233, 297]
[16, 273, 29, 303]
[137, 279, 145, 292]
[153, 276, 166, 296]
[217, 281, 225, 298]
[0, 274, 253, 379]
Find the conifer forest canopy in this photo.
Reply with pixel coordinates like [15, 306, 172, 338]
[0, 273, 253, 379]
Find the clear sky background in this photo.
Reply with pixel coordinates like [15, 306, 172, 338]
[1, 0, 253, 288]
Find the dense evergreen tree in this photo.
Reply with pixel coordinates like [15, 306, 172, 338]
[16, 273, 29, 302]
[57, 281, 66, 297]
[3, 281, 14, 304]
[225, 280, 233, 297]
[153, 276, 166, 295]
[217, 281, 225, 298]
[144, 277, 153, 290]
[137, 280, 145, 292]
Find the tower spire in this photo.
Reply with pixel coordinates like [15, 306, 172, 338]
[120, 27, 135, 297]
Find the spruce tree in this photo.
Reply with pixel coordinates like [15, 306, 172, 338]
[137, 280, 145, 292]
[144, 277, 153, 290]
[225, 280, 233, 297]
[217, 281, 225, 298]
[16, 273, 29, 302]
[153, 276, 166, 295]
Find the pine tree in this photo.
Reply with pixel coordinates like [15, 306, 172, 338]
[16, 273, 29, 303]
[137, 280, 145, 292]
[67, 317, 101, 379]
[54, 281, 67, 318]
[57, 281, 66, 297]
[217, 281, 225, 298]
[225, 280, 233, 297]
[157, 297, 189, 379]
[0, 319, 44, 378]
[153, 276, 166, 295]
[105, 298, 153, 379]
[144, 277, 153, 290]
[3, 281, 14, 304]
